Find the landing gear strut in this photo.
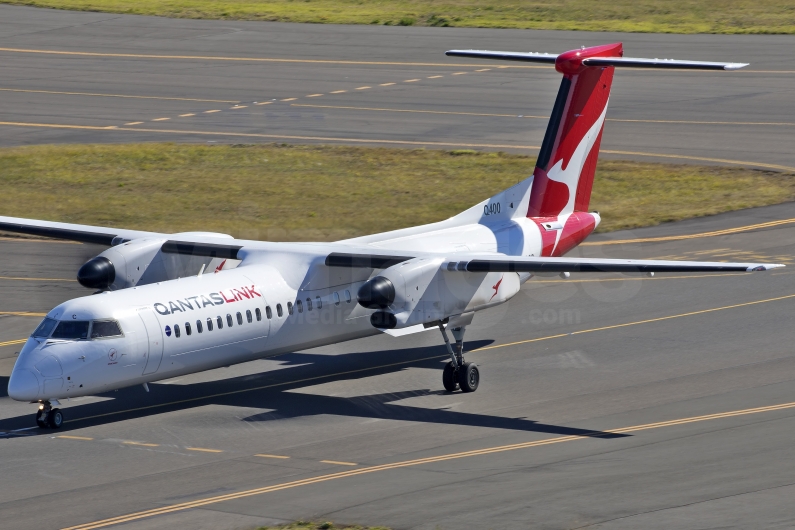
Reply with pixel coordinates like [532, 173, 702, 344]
[35, 400, 64, 429]
[438, 323, 479, 393]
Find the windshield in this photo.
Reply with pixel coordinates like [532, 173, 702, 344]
[32, 318, 58, 338]
[91, 320, 123, 338]
[51, 321, 90, 340]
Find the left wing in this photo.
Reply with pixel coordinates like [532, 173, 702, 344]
[0, 215, 160, 245]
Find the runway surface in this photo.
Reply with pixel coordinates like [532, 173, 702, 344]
[3, 6, 795, 530]
[2, 203, 795, 530]
[0, 5, 794, 172]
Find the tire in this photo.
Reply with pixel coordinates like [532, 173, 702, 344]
[35, 409, 47, 429]
[442, 362, 458, 392]
[457, 362, 479, 393]
[48, 408, 64, 429]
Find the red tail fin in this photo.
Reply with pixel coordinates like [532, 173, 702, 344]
[527, 42, 621, 218]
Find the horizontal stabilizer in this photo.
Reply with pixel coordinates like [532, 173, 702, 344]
[445, 50, 747, 70]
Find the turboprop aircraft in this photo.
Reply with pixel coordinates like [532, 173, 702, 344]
[4, 42, 783, 429]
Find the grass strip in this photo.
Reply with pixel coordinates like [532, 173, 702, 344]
[1, 143, 793, 241]
[2, 0, 795, 34]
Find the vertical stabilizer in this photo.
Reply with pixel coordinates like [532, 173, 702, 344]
[528, 42, 621, 219]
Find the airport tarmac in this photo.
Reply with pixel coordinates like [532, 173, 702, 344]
[0, 5, 794, 172]
[2, 5, 795, 530]
[2, 203, 795, 530]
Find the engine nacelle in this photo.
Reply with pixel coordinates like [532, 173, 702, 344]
[77, 235, 235, 290]
[357, 256, 521, 329]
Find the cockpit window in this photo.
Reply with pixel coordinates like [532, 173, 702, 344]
[91, 320, 123, 339]
[32, 318, 58, 338]
[51, 320, 90, 340]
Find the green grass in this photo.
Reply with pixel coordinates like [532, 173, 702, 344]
[3, 0, 794, 33]
[1, 143, 793, 241]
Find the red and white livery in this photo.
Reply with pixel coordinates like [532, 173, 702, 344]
[2, 43, 776, 429]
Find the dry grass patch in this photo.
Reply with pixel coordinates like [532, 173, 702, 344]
[2, 0, 794, 33]
[1, 143, 793, 241]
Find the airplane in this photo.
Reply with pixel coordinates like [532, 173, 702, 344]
[4, 42, 782, 429]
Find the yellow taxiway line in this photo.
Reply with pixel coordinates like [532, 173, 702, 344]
[582, 218, 795, 246]
[0, 338, 27, 347]
[293, 103, 795, 127]
[62, 397, 795, 530]
[62, 292, 795, 425]
[0, 47, 547, 68]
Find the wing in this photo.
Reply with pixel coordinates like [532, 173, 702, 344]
[448, 255, 783, 273]
[0, 215, 246, 258]
[325, 251, 783, 273]
[0, 215, 160, 245]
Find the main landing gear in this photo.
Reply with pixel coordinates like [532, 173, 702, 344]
[438, 323, 479, 393]
[35, 400, 64, 429]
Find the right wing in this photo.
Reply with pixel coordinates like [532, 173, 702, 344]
[450, 255, 783, 273]
[324, 251, 783, 273]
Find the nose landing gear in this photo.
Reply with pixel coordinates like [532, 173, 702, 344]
[35, 401, 64, 429]
[438, 323, 479, 393]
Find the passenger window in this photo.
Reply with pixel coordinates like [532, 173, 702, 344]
[316, 296, 322, 309]
[91, 320, 122, 339]
[227, 314, 234, 327]
[266, 306, 273, 319]
[287, 302, 293, 315]
[296, 300, 303, 313]
[333, 292, 340, 306]
[236, 312, 243, 325]
[306, 298, 313, 311]
[255, 308, 262, 321]
[217, 316, 223, 330]
[344, 290, 351, 303]
[174, 324, 181, 338]
[51, 321, 90, 340]
[277, 304, 283, 317]
[247, 310, 253, 323]
[197, 320, 203, 333]
[185, 322, 192, 336]
[207, 317, 214, 331]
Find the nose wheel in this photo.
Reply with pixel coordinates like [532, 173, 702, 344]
[35, 401, 64, 429]
[438, 323, 478, 393]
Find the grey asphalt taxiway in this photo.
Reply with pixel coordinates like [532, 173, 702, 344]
[3, 203, 795, 530]
[0, 5, 794, 171]
[3, 5, 795, 530]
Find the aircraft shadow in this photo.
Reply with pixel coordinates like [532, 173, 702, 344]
[0, 341, 627, 440]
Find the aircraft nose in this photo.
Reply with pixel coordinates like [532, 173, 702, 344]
[8, 369, 40, 401]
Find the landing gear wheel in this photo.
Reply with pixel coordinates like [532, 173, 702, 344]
[35, 409, 47, 429]
[48, 408, 64, 429]
[457, 362, 479, 393]
[442, 362, 459, 392]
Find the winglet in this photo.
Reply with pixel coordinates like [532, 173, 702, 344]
[747, 264, 785, 272]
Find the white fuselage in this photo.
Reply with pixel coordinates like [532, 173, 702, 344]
[8, 213, 553, 402]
